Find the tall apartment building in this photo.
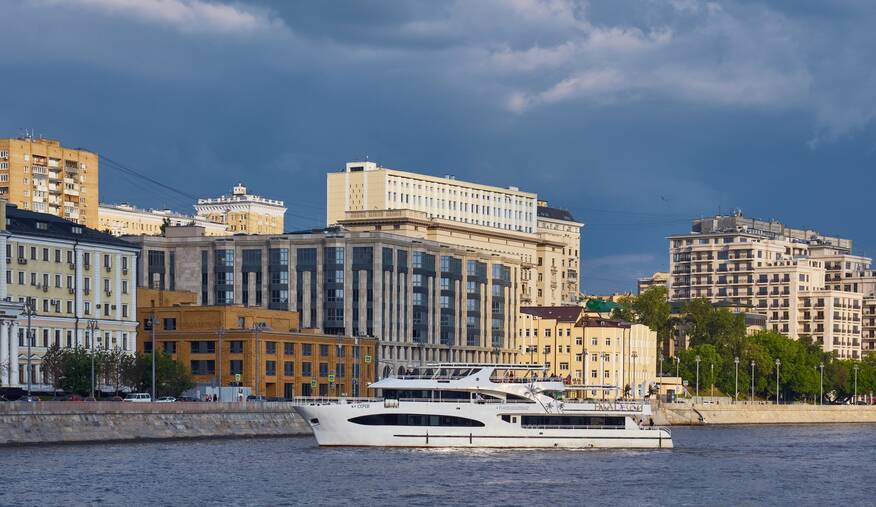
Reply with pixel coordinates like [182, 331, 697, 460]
[638, 272, 669, 295]
[124, 226, 522, 373]
[194, 184, 286, 235]
[0, 137, 98, 227]
[327, 162, 582, 307]
[668, 212, 867, 359]
[0, 203, 138, 391]
[516, 306, 657, 399]
[99, 203, 228, 237]
[536, 202, 582, 304]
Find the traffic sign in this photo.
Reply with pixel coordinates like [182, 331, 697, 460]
[328, 373, 336, 383]
[364, 354, 372, 364]
[310, 378, 317, 388]
[234, 373, 241, 383]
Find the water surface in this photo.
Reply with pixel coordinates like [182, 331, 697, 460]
[3, 425, 874, 506]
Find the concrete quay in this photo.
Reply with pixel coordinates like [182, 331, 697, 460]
[656, 401, 876, 426]
[0, 402, 311, 446]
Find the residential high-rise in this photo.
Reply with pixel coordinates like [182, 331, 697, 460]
[327, 161, 583, 307]
[0, 202, 138, 391]
[668, 212, 868, 359]
[0, 137, 98, 227]
[637, 272, 669, 295]
[194, 183, 286, 235]
[124, 226, 522, 373]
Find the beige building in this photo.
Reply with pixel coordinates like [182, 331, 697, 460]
[99, 203, 229, 237]
[516, 306, 657, 399]
[0, 202, 138, 391]
[328, 162, 582, 307]
[124, 225, 522, 372]
[638, 272, 669, 294]
[0, 137, 98, 227]
[668, 212, 867, 359]
[195, 183, 286, 235]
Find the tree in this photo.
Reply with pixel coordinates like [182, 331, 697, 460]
[41, 343, 66, 395]
[126, 352, 194, 397]
[57, 347, 96, 396]
[159, 217, 172, 236]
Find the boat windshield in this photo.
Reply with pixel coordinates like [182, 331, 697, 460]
[396, 368, 480, 380]
[489, 369, 563, 383]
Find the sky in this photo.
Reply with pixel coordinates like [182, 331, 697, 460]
[2, 0, 876, 294]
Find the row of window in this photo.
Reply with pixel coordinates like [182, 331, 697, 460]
[188, 359, 359, 378]
[6, 244, 128, 269]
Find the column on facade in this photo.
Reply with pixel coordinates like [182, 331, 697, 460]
[480, 282, 487, 350]
[315, 246, 324, 334]
[373, 252, 383, 340]
[390, 268, 399, 343]
[454, 279, 462, 354]
[382, 270, 391, 342]
[343, 245, 353, 337]
[301, 271, 312, 328]
[358, 270, 367, 334]
[75, 248, 84, 346]
[10, 322, 20, 386]
[504, 285, 511, 353]
[0, 321, 9, 385]
[289, 251, 298, 312]
[426, 276, 434, 346]
[260, 244, 269, 308]
[0, 236, 7, 300]
[114, 253, 123, 321]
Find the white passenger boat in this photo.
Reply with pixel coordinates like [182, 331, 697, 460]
[295, 364, 672, 449]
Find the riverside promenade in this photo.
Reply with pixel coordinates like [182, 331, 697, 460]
[0, 401, 311, 446]
[656, 400, 876, 426]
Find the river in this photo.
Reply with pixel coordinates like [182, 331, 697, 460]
[2, 424, 875, 506]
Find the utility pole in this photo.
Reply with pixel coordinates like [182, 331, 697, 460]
[819, 362, 824, 405]
[854, 364, 859, 403]
[24, 298, 36, 400]
[775, 358, 781, 405]
[88, 319, 98, 399]
[695, 355, 701, 398]
[253, 322, 266, 396]
[734, 356, 739, 402]
[150, 310, 156, 401]
[216, 326, 224, 400]
[751, 360, 755, 401]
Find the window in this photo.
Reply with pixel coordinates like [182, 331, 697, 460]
[319, 344, 329, 357]
[265, 360, 276, 376]
[302, 343, 312, 356]
[190, 360, 215, 375]
[190, 341, 216, 353]
[162, 341, 177, 354]
[265, 341, 277, 354]
[319, 362, 329, 377]
[230, 341, 244, 353]
[284, 361, 294, 376]
[163, 318, 176, 330]
[284, 343, 294, 355]
[348, 414, 484, 427]
[301, 362, 312, 376]
[230, 360, 243, 375]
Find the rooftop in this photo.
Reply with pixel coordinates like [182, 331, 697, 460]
[196, 183, 285, 208]
[4, 203, 136, 250]
[520, 306, 584, 322]
[537, 205, 577, 223]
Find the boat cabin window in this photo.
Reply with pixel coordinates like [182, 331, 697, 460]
[348, 414, 485, 427]
[520, 415, 625, 428]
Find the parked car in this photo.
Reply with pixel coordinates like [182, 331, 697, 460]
[123, 393, 152, 403]
[176, 396, 200, 402]
[246, 395, 267, 402]
[156, 396, 176, 403]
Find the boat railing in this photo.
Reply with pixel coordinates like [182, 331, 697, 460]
[290, 396, 382, 406]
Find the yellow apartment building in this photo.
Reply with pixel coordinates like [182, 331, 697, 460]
[0, 137, 98, 227]
[1, 202, 138, 391]
[194, 183, 286, 234]
[517, 306, 658, 399]
[98, 203, 229, 237]
[137, 289, 377, 398]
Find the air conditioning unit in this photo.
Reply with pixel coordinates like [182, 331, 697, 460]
[122, 268, 128, 275]
[68, 263, 75, 270]
[42, 284, 48, 293]
[17, 257, 27, 265]
[84, 263, 90, 270]
[105, 266, 111, 273]
[5, 257, 10, 264]
[105, 290, 112, 297]
[111, 305, 117, 310]
[96, 304, 101, 309]
[83, 288, 90, 295]
[68, 288, 75, 295]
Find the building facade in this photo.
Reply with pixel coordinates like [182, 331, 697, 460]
[637, 272, 669, 295]
[0, 137, 98, 227]
[668, 212, 868, 359]
[125, 226, 522, 373]
[1, 203, 138, 390]
[137, 289, 376, 398]
[99, 203, 229, 237]
[194, 184, 286, 235]
[516, 306, 657, 399]
[327, 162, 582, 307]
[535, 201, 582, 305]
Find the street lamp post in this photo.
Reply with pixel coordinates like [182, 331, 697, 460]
[24, 298, 36, 400]
[675, 356, 680, 378]
[734, 356, 740, 402]
[854, 364, 859, 403]
[88, 319, 99, 400]
[819, 362, 824, 405]
[751, 360, 756, 401]
[659, 353, 663, 378]
[710, 362, 714, 398]
[695, 355, 701, 399]
[631, 351, 638, 399]
[253, 322, 267, 397]
[775, 358, 781, 405]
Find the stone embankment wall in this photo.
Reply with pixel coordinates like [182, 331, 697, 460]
[656, 402, 876, 426]
[0, 402, 312, 446]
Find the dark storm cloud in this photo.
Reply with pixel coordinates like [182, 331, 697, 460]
[2, 0, 876, 292]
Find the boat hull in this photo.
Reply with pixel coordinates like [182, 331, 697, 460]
[295, 401, 672, 449]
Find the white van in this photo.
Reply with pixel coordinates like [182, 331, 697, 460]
[123, 393, 152, 403]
